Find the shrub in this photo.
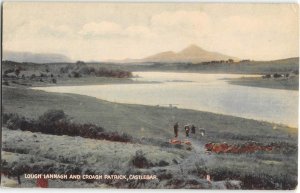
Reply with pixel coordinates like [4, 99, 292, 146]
[72, 71, 81, 78]
[157, 172, 173, 181]
[38, 109, 68, 125]
[131, 150, 153, 168]
[5, 113, 25, 130]
[119, 132, 133, 142]
[4, 68, 14, 75]
[2, 81, 9, 86]
[30, 74, 36, 79]
[3, 110, 132, 143]
[157, 160, 169, 167]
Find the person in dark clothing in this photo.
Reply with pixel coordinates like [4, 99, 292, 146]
[191, 125, 196, 134]
[184, 125, 190, 137]
[174, 122, 179, 138]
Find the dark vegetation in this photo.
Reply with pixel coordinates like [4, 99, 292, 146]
[130, 150, 170, 169]
[131, 150, 153, 168]
[2, 110, 132, 143]
[111, 57, 299, 74]
[190, 163, 297, 189]
[228, 74, 299, 90]
[60, 61, 132, 78]
[2, 57, 298, 83]
[2, 60, 133, 86]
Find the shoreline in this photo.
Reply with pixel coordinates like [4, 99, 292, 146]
[4, 70, 297, 129]
[29, 86, 298, 129]
[24, 73, 298, 128]
[3, 76, 161, 88]
[3, 86, 297, 137]
[4, 69, 298, 91]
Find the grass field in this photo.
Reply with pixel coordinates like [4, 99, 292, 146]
[1, 85, 298, 189]
[227, 76, 299, 91]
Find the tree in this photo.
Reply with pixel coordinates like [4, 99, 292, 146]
[228, 59, 234, 63]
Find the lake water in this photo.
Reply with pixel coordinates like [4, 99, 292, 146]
[32, 72, 298, 127]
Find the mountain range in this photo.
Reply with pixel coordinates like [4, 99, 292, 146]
[142, 44, 239, 63]
[3, 45, 238, 64]
[3, 51, 72, 63]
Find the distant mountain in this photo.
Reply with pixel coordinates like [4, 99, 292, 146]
[143, 44, 239, 63]
[3, 51, 72, 63]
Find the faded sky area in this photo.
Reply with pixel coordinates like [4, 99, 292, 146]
[3, 3, 299, 61]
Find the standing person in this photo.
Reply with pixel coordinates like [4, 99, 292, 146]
[174, 122, 179, 138]
[191, 125, 196, 134]
[184, 124, 190, 137]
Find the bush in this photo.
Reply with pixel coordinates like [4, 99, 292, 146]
[2, 81, 9, 86]
[5, 113, 24, 130]
[157, 160, 169, 167]
[72, 71, 81, 78]
[3, 110, 133, 143]
[131, 150, 153, 168]
[30, 74, 36, 79]
[39, 110, 67, 123]
[119, 132, 133, 142]
[3, 113, 35, 131]
[4, 68, 14, 75]
[157, 172, 173, 180]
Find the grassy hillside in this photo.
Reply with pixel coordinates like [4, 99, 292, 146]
[2, 86, 296, 141]
[118, 57, 299, 74]
[228, 76, 299, 91]
[1, 86, 297, 189]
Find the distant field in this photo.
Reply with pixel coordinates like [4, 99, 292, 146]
[227, 76, 299, 90]
[3, 57, 299, 76]
[107, 57, 299, 75]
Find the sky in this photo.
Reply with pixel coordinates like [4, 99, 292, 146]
[3, 2, 299, 61]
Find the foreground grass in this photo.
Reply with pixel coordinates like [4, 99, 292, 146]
[1, 86, 298, 189]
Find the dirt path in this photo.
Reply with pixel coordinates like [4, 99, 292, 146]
[157, 136, 215, 178]
[182, 137, 215, 171]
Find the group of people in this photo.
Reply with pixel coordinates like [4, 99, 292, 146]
[173, 122, 196, 138]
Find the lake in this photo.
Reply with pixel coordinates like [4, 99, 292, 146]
[32, 72, 298, 127]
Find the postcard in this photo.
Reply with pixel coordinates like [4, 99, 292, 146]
[1, 2, 298, 189]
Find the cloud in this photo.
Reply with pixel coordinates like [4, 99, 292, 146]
[150, 10, 211, 37]
[77, 10, 212, 39]
[124, 25, 155, 38]
[78, 21, 156, 39]
[4, 19, 73, 41]
[3, 3, 298, 61]
[79, 21, 122, 36]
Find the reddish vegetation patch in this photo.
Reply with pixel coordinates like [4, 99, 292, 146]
[205, 142, 273, 154]
[36, 177, 49, 188]
[169, 138, 192, 146]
